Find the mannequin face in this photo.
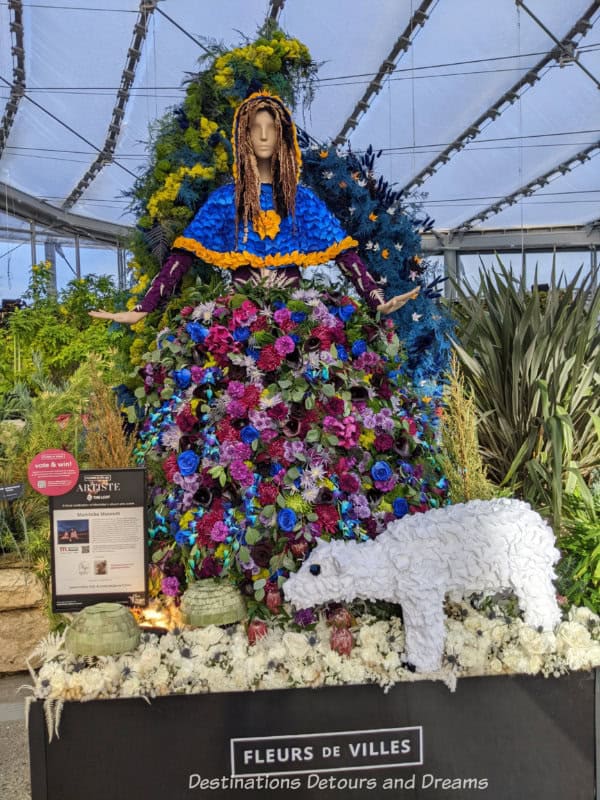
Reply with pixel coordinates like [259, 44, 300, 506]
[250, 109, 277, 162]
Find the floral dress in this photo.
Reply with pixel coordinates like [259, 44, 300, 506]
[135, 181, 448, 614]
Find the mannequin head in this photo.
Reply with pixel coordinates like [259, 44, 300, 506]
[232, 91, 301, 234]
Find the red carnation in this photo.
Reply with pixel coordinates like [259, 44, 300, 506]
[216, 419, 239, 443]
[162, 453, 179, 482]
[374, 433, 394, 452]
[176, 406, 198, 433]
[266, 402, 289, 421]
[316, 504, 340, 534]
[250, 315, 269, 332]
[339, 473, 360, 494]
[257, 344, 283, 372]
[324, 397, 345, 416]
[267, 438, 286, 461]
[258, 482, 279, 506]
[311, 325, 334, 349]
[242, 384, 261, 409]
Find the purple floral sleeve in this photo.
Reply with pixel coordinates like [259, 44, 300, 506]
[133, 251, 194, 313]
[335, 250, 385, 311]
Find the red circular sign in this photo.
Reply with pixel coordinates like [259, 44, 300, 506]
[27, 449, 80, 497]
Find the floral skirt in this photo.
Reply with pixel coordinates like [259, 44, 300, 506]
[136, 281, 449, 615]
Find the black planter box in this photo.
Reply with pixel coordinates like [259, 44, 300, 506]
[29, 671, 597, 799]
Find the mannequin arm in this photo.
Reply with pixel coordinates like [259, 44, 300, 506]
[335, 250, 420, 314]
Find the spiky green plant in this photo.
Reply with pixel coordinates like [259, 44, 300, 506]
[451, 259, 600, 530]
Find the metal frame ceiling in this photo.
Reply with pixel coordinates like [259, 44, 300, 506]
[0, 0, 598, 264]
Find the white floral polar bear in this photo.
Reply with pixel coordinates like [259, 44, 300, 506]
[283, 499, 562, 672]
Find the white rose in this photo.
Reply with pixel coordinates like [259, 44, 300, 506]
[195, 626, 226, 649]
[518, 626, 556, 656]
[556, 622, 592, 654]
[283, 632, 311, 660]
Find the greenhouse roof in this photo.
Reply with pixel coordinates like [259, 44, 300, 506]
[0, 0, 598, 242]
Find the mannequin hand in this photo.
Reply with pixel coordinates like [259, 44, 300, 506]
[88, 310, 148, 325]
[377, 286, 420, 315]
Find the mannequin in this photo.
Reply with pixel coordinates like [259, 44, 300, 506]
[90, 92, 419, 324]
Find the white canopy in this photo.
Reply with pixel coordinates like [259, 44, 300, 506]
[0, 0, 599, 294]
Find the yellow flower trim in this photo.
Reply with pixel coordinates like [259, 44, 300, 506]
[171, 235, 358, 271]
[147, 163, 216, 219]
[253, 568, 270, 582]
[231, 90, 302, 183]
[381, 249, 389, 259]
[254, 210, 281, 240]
[369, 212, 378, 222]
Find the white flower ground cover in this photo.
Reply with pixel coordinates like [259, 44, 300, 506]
[25, 602, 600, 739]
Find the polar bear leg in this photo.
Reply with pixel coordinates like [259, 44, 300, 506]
[512, 574, 562, 631]
[400, 592, 446, 673]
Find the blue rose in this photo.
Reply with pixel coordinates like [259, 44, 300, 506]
[186, 322, 209, 343]
[177, 450, 200, 476]
[338, 304, 355, 322]
[277, 508, 297, 532]
[351, 339, 367, 358]
[371, 461, 392, 483]
[393, 498, 409, 518]
[335, 344, 348, 362]
[173, 368, 191, 389]
[233, 326, 251, 342]
[291, 311, 307, 323]
[240, 425, 259, 444]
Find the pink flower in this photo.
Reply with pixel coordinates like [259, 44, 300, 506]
[210, 521, 229, 542]
[161, 576, 180, 597]
[233, 299, 258, 325]
[273, 308, 292, 329]
[330, 627, 353, 655]
[180, 306, 193, 317]
[274, 335, 296, 356]
[190, 366, 205, 383]
[230, 460, 254, 486]
[227, 381, 246, 399]
[226, 400, 246, 418]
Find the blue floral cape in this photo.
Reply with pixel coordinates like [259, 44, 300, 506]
[172, 183, 357, 270]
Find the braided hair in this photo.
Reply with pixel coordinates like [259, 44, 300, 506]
[232, 92, 301, 243]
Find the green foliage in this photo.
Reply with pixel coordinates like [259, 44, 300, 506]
[0, 263, 130, 393]
[557, 487, 600, 612]
[452, 259, 600, 530]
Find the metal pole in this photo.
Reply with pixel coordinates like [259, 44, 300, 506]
[43, 240, 57, 297]
[75, 235, 81, 279]
[29, 220, 36, 267]
[443, 248, 460, 300]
